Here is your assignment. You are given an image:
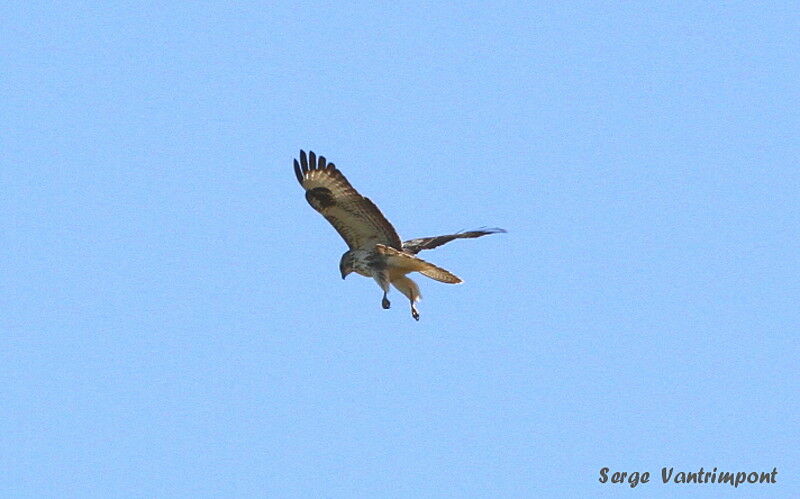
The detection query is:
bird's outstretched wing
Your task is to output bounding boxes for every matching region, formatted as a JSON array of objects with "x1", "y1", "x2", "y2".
[
  {"x1": 401, "y1": 228, "x2": 506, "y2": 255},
  {"x1": 294, "y1": 150, "x2": 402, "y2": 250}
]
